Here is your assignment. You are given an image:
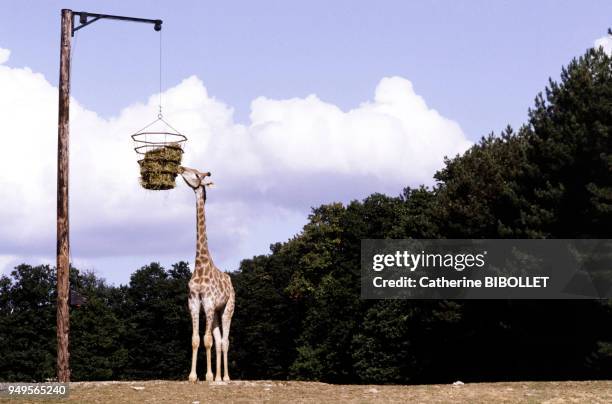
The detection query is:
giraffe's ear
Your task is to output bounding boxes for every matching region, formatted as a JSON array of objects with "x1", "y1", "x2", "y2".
[{"x1": 205, "y1": 181, "x2": 215, "y2": 188}]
